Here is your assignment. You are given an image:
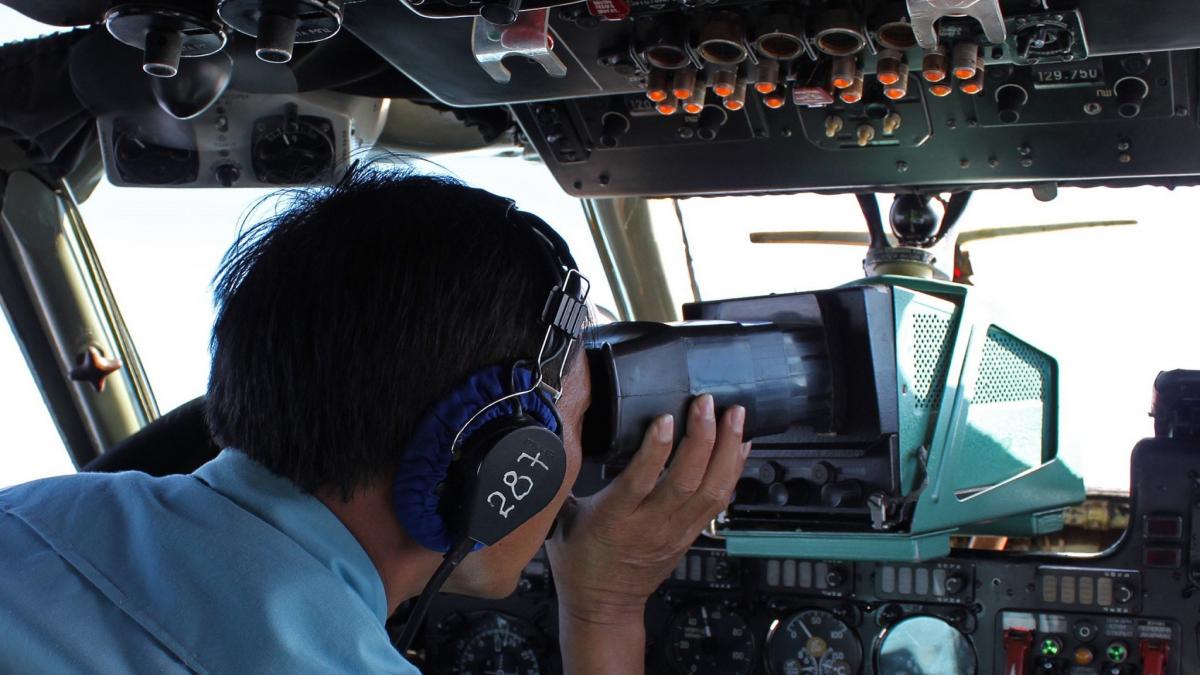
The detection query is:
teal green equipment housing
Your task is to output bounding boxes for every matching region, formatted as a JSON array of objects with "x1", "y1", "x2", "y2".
[{"x1": 702, "y1": 276, "x2": 1086, "y2": 562}]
